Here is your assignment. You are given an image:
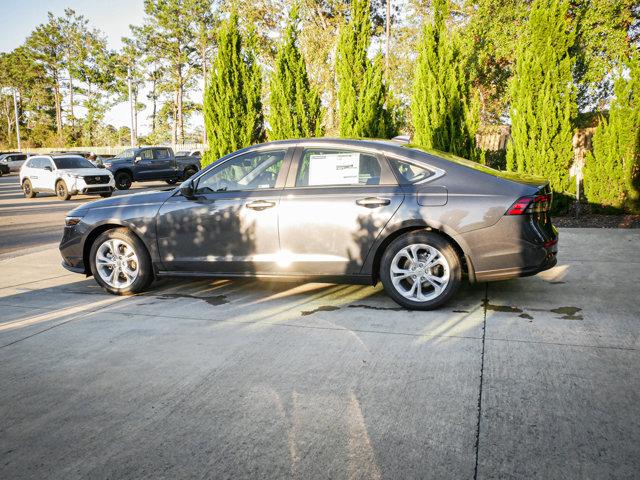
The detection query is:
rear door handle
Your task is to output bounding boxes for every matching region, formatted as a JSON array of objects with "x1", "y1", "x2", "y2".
[
  {"x1": 356, "y1": 197, "x2": 391, "y2": 208},
  {"x1": 246, "y1": 200, "x2": 276, "y2": 211}
]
